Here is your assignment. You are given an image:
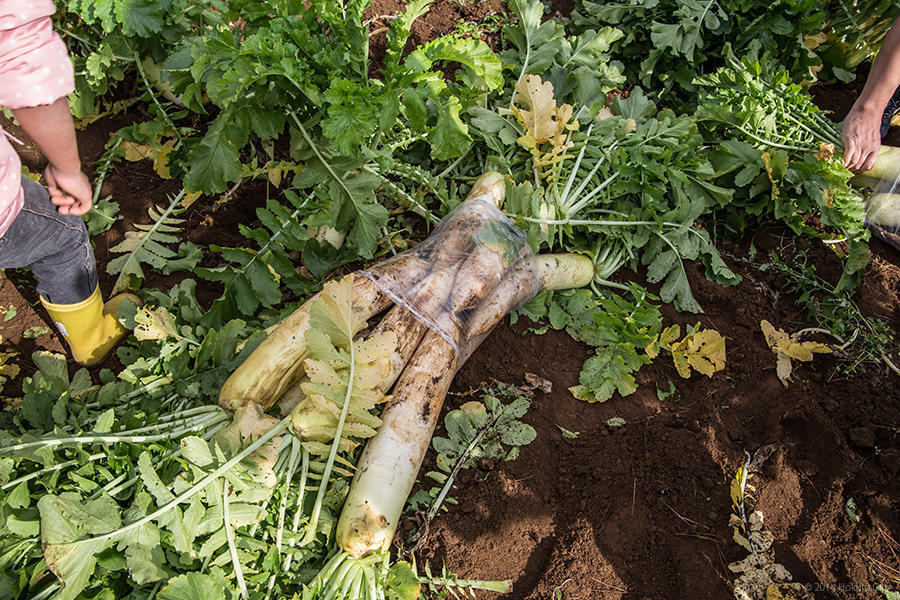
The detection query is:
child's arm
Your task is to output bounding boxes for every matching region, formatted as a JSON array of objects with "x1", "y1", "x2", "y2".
[
  {"x1": 12, "y1": 98, "x2": 91, "y2": 215},
  {"x1": 0, "y1": 2, "x2": 84, "y2": 214}
]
